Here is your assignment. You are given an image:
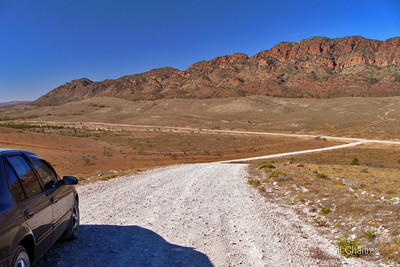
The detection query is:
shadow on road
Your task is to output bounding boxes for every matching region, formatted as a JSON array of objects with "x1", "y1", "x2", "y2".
[{"x1": 35, "y1": 224, "x2": 214, "y2": 267}]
